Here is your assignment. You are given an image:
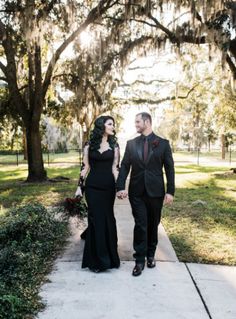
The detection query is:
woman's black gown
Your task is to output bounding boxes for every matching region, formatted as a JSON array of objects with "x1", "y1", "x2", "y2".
[{"x1": 81, "y1": 148, "x2": 120, "y2": 270}]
